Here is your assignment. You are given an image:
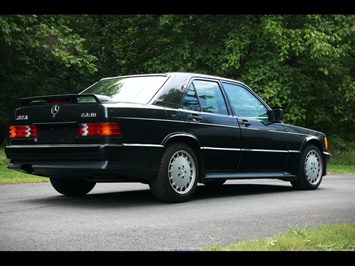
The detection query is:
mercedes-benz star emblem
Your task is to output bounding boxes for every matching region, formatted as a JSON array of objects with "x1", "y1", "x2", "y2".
[{"x1": 51, "y1": 104, "x2": 60, "y2": 118}]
